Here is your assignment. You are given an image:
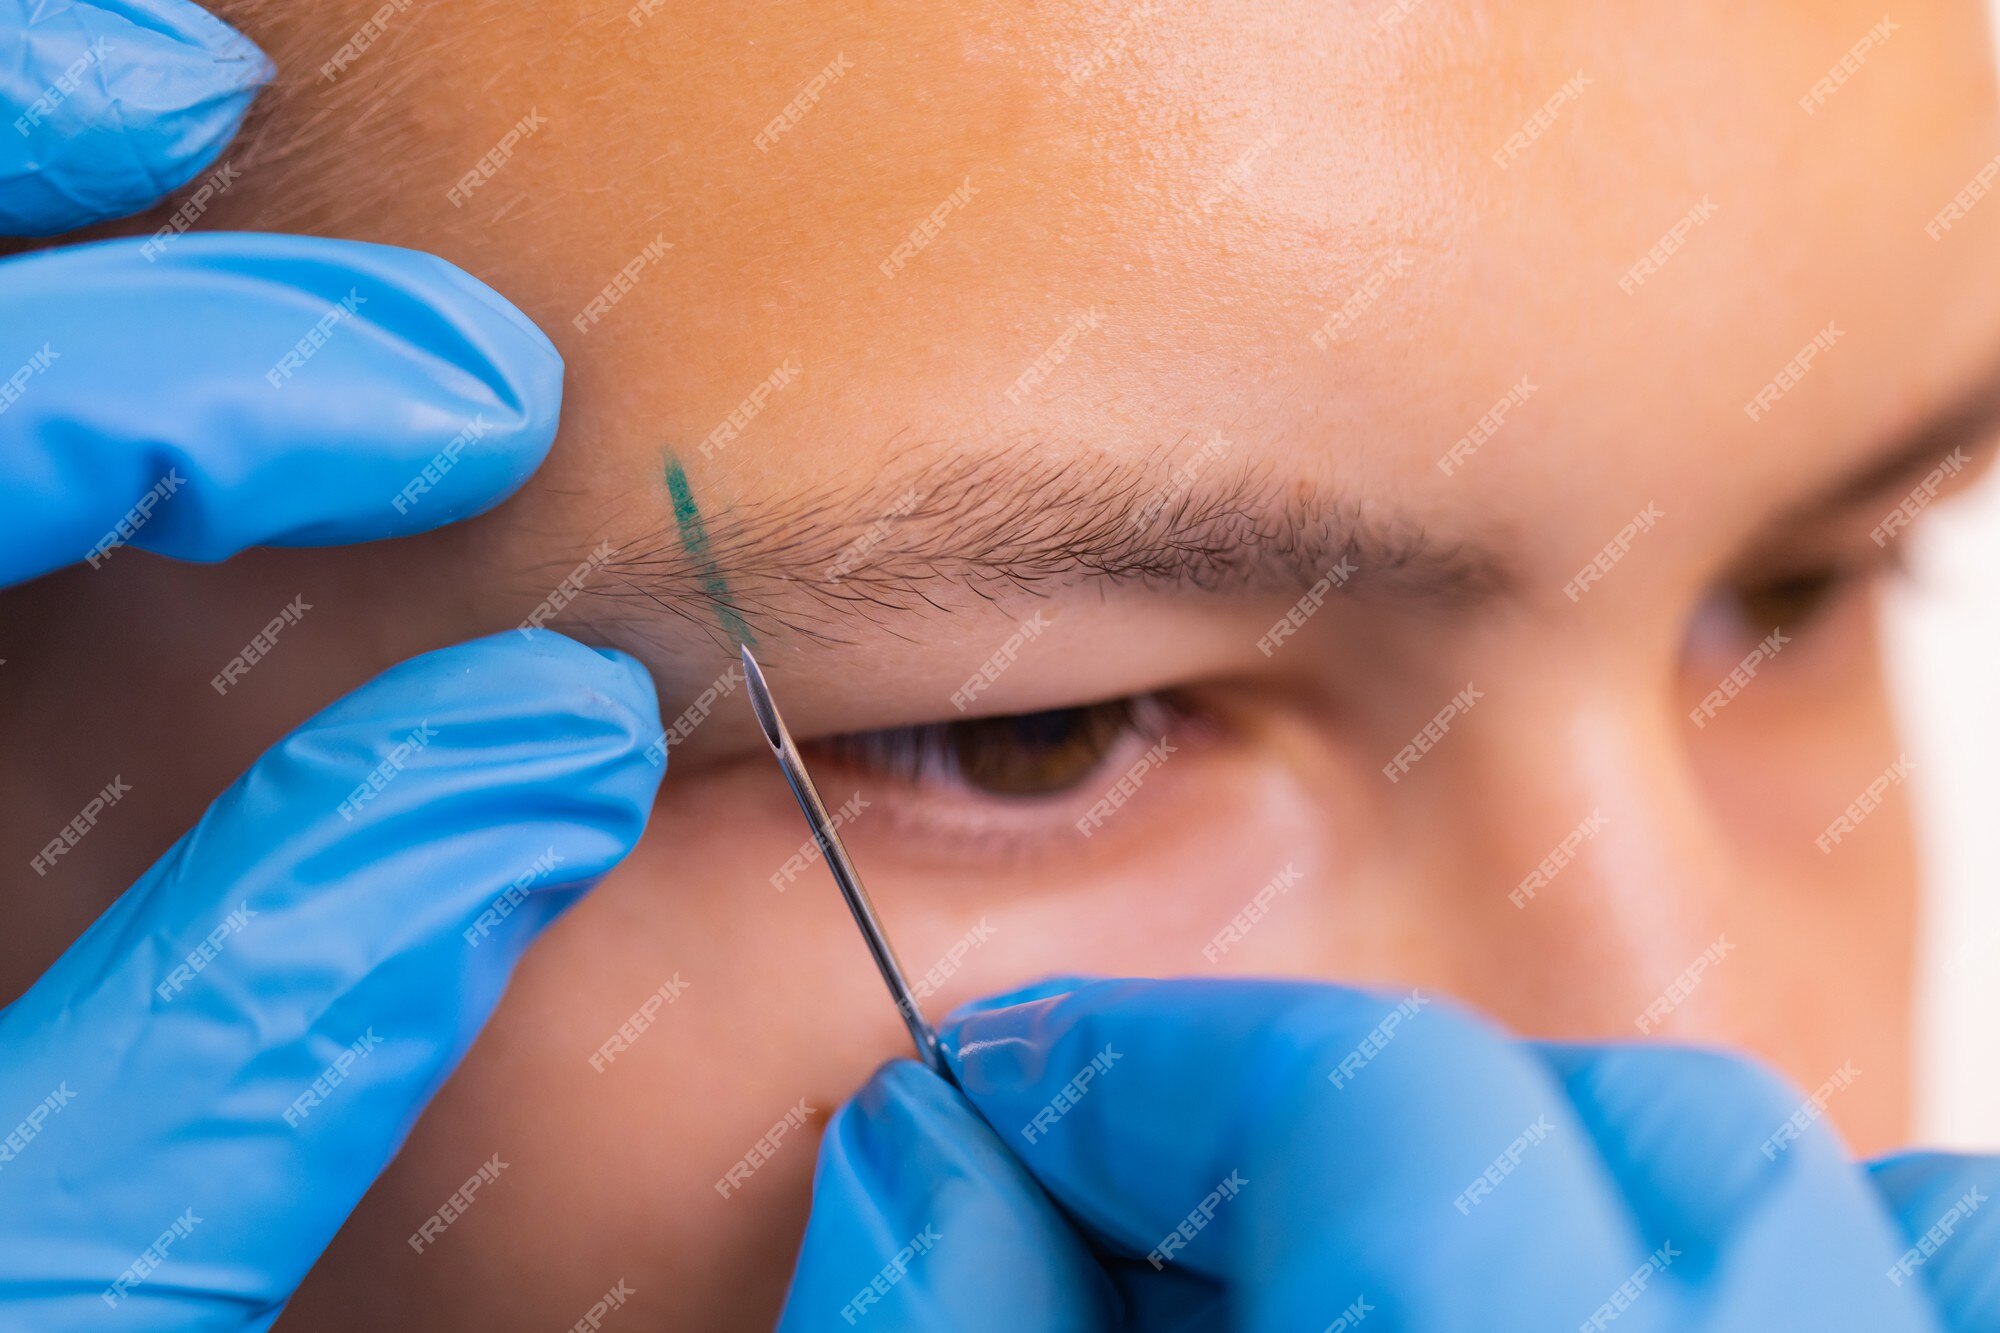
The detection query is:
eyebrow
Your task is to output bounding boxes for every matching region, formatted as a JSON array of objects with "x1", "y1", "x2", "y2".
[
  {"x1": 582, "y1": 441, "x2": 1508, "y2": 646},
  {"x1": 1806, "y1": 369, "x2": 2000, "y2": 517}
]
